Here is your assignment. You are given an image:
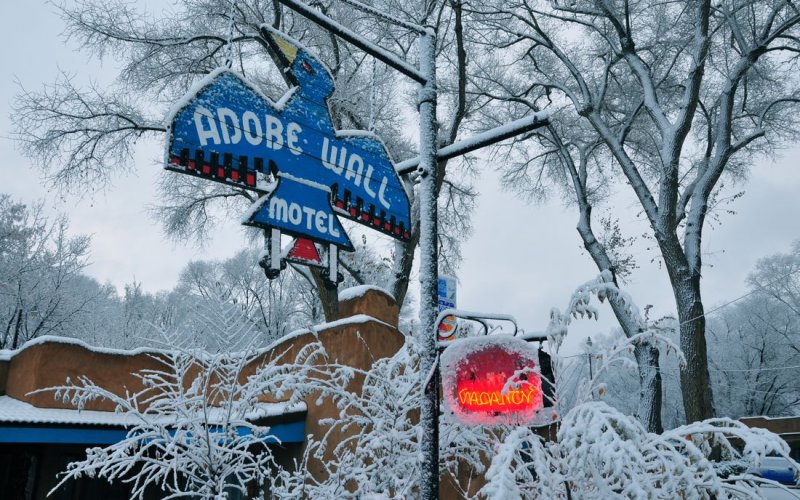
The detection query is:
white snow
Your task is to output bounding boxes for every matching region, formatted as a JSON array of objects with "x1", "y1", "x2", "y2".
[
  {"x1": 395, "y1": 112, "x2": 552, "y2": 172},
  {"x1": 303, "y1": 313, "x2": 395, "y2": 333},
  {"x1": 240, "y1": 193, "x2": 271, "y2": 223},
  {"x1": 0, "y1": 334, "x2": 170, "y2": 360},
  {"x1": 279, "y1": 171, "x2": 331, "y2": 192},
  {"x1": 0, "y1": 395, "x2": 306, "y2": 427},
  {"x1": 759, "y1": 486, "x2": 800, "y2": 499},
  {"x1": 334, "y1": 128, "x2": 401, "y2": 166},
  {"x1": 0, "y1": 314, "x2": 395, "y2": 367},
  {"x1": 337, "y1": 284, "x2": 391, "y2": 301},
  {"x1": 163, "y1": 66, "x2": 231, "y2": 126}
]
